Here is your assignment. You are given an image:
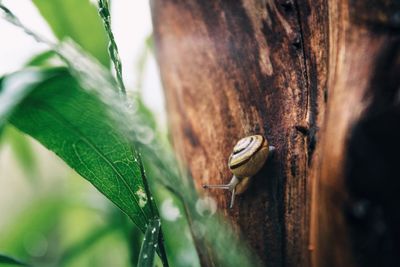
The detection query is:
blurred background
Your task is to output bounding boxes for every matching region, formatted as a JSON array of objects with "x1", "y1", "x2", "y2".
[{"x1": 0, "y1": 1, "x2": 199, "y2": 266}]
